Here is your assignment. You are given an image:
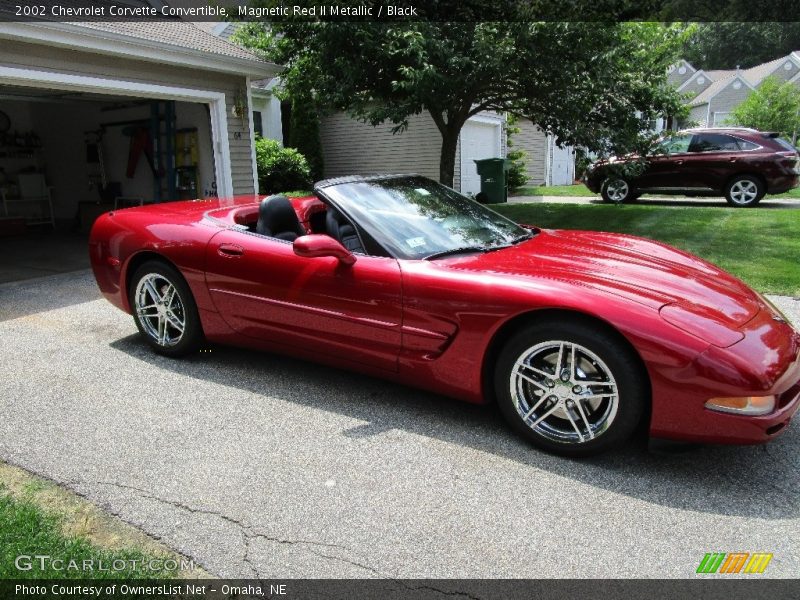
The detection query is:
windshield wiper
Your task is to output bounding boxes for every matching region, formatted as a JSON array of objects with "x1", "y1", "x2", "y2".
[
  {"x1": 481, "y1": 233, "x2": 536, "y2": 252},
  {"x1": 424, "y1": 246, "x2": 488, "y2": 260}
]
